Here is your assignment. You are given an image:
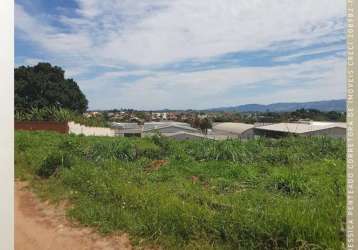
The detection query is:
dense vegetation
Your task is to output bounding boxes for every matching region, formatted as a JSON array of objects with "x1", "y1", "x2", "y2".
[
  {"x1": 213, "y1": 109, "x2": 346, "y2": 123},
  {"x1": 15, "y1": 131, "x2": 346, "y2": 249},
  {"x1": 15, "y1": 107, "x2": 109, "y2": 127},
  {"x1": 15, "y1": 63, "x2": 88, "y2": 113}
]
